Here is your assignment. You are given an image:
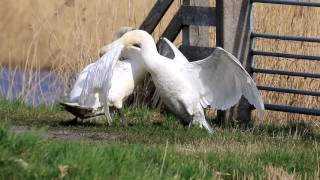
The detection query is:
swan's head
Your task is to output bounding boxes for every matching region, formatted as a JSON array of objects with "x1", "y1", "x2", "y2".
[
  {"x1": 112, "y1": 27, "x2": 136, "y2": 41},
  {"x1": 100, "y1": 30, "x2": 155, "y2": 59},
  {"x1": 119, "y1": 30, "x2": 154, "y2": 50},
  {"x1": 99, "y1": 27, "x2": 136, "y2": 57}
]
